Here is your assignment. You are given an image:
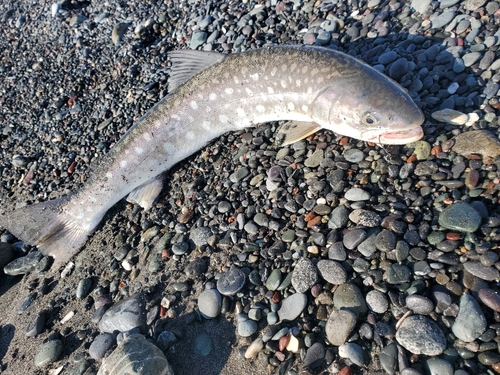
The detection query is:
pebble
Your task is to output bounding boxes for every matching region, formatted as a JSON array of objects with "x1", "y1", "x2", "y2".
[
  {"x1": 378, "y1": 342, "x2": 398, "y2": 375},
  {"x1": 405, "y1": 295, "x2": 434, "y2": 315},
  {"x1": 438, "y1": 202, "x2": 481, "y2": 233},
  {"x1": 333, "y1": 283, "x2": 367, "y2": 317},
  {"x1": 34, "y1": 339, "x2": 63, "y2": 367},
  {"x1": 316, "y1": 260, "x2": 347, "y2": 285},
  {"x1": 478, "y1": 288, "x2": 500, "y2": 312},
  {"x1": 198, "y1": 289, "x2": 222, "y2": 319},
  {"x1": 325, "y1": 308, "x2": 357, "y2": 346},
  {"x1": 291, "y1": 258, "x2": 318, "y2": 293},
  {"x1": 452, "y1": 130, "x2": 500, "y2": 159},
  {"x1": 463, "y1": 261, "x2": 499, "y2": 281},
  {"x1": 425, "y1": 358, "x2": 454, "y2": 375},
  {"x1": 25, "y1": 312, "x2": 46, "y2": 337},
  {"x1": 98, "y1": 293, "x2": 147, "y2": 334},
  {"x1": 344, "y1": 188, "x2": 371, "y2": 201},
  {"x1": 365, "y1": 290, "x2": 389, "y2": 313},
  {"x1": 452, "y1": 293, "x2": 487, "y2": 342},
  {"x1": 396, "y1": 315, "x2": 447, "y2": 355},
  {"x1": 97, "y1": 334, "x2": 173, "y2": 375},
  {"x1": 217, "y1": 268, "x2": 246, "y2": 296},
  {"x1": 303, "y1": 342, "x2": 325, "y2": 371},
  {"x1": 76, "y1": 278, "x2": 92, "y2": 299},
  {"x1": 4, "y1": 251, "x2": 42, "y2": 276},
  {"x1": 338, "y1": 343, "x2": 365, "y2": 367},
  {"x1": 238, "y1": 318, "x2": 258, "y2": 337},
  {"x1": 89, "y1": 333, "x2": 116, "y2": 360},
  {"x1": 190, "y1": 227, "x2": 212, "y2": 246},
  {"x1": 278, "y1": 293, "x2": 307, "y2": 321},
  {"x1": 245, "y1": 338, "x2": 264, "y2": 359}
]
